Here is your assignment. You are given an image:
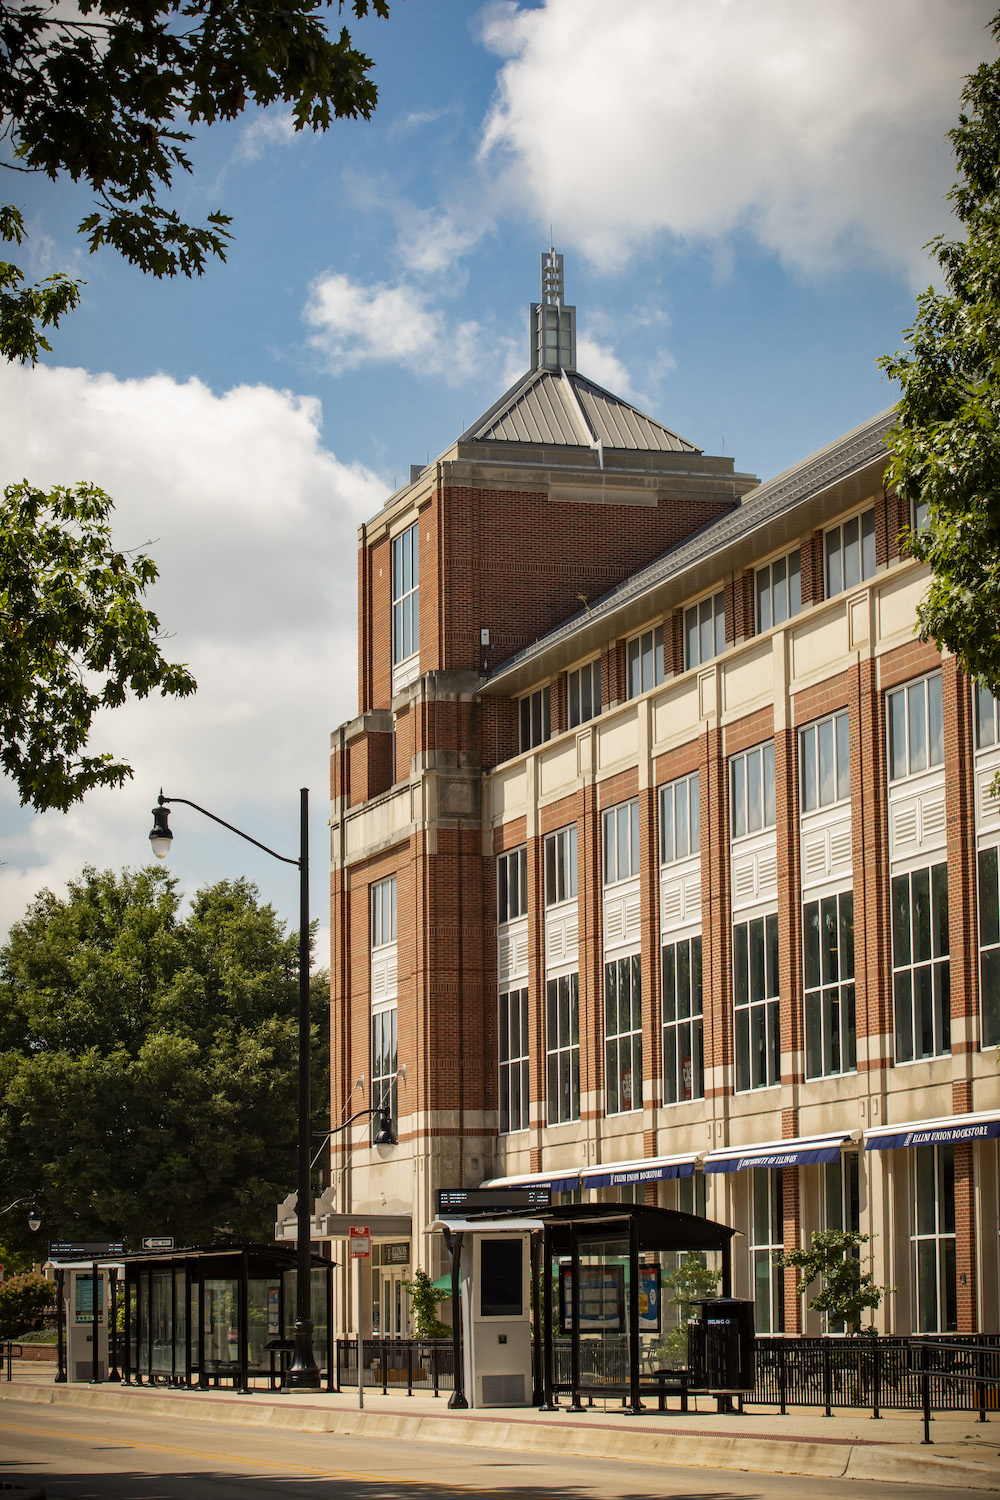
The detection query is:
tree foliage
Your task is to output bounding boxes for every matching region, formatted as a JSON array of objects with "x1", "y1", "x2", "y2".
[
  {"x1": 880, "y1": 11, "x2": 1000, "y2": 692},
  {"x1": 0, "y1": 864, "x2": 329, "y2": 1252},
  {"x1": 402, "y1": 1268, "x2": 451, "y2": 1339},
  {"x1": 0, "y1": 480, "x2": 196, "y2": 812},
  {"x1": 1, "y1": 0, "x2": 391, "y2": 358},
  {"x1": 775, "y1": 1230, "x2": 887, "y2": 1335},
  {"x1": 0, "y1": 1271, "x2": 55, "y2": 1338},
  {"x1": 654, "y1": 1251, "x2": 721, "y2": 1368}
]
